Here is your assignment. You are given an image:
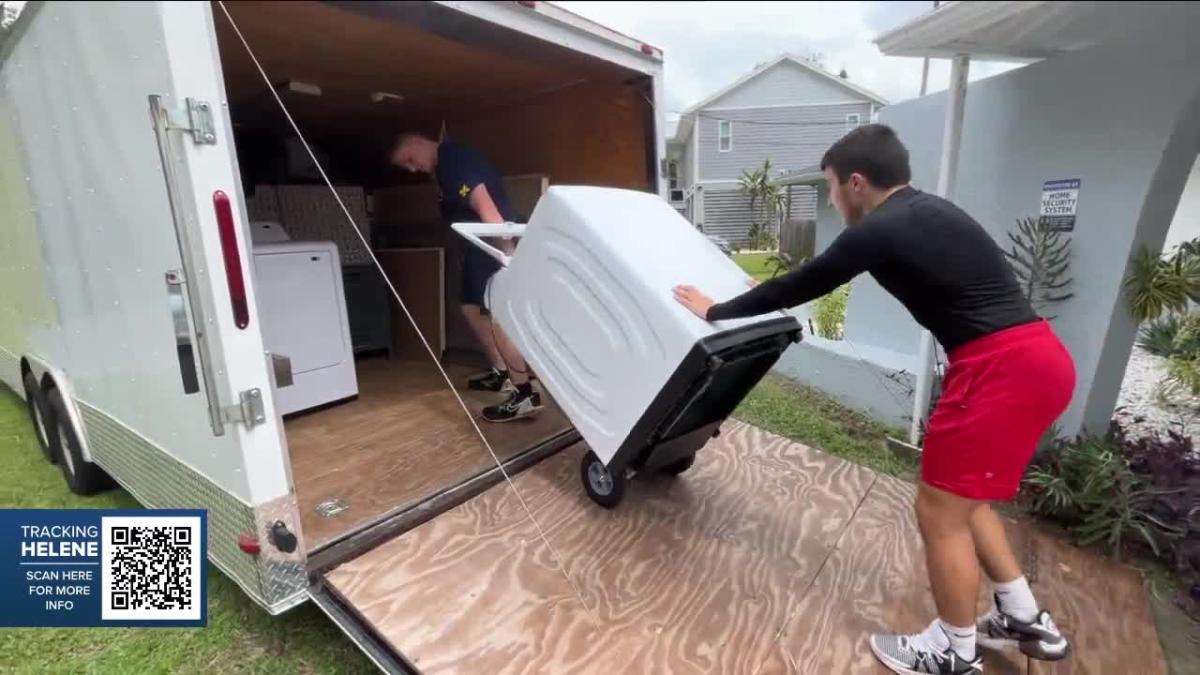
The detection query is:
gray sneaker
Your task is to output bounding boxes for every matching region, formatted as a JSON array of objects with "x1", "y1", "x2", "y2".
[
  {"x1": 467, "y1": 369, "x2": 515, "y2": 394},
  {"x1": 976, "y1": 594, "x2": 1071, "y2": 661},
  {"x1": 869, "y1": 632, "x2": 983, "y2": 675},
  {"x1": 482, "y1": 389, "x2": 542, "y2": 423}
]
